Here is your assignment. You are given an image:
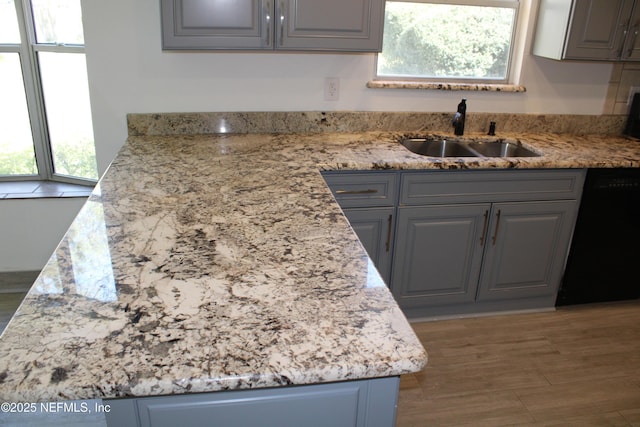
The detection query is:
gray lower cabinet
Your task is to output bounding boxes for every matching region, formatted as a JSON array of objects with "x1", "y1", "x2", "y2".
[
  {"x1": 342, "y1": 207, "x2": 394, "y2": 283},
  {"x1": 392, "y1": 169, "x2": 585, "y2": 318},
  {"x1": 476, "y1": 201, "x2": 578, "y2": 302},
  {"x1": 161, "y1": 0, "x2": 385, "y2": 51},
  {"x1": 104, "y1": 377, "x2": 399, "y2": 427},
  {"x1": 323, "y1": 169, "x2": 585, "y2": 318},
  {"x1": 322, "y1": 171, "x2": 398, "y2": 286},
  {"x1": 392, "y1": 204, "x2": 488, "y2": 308}
]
